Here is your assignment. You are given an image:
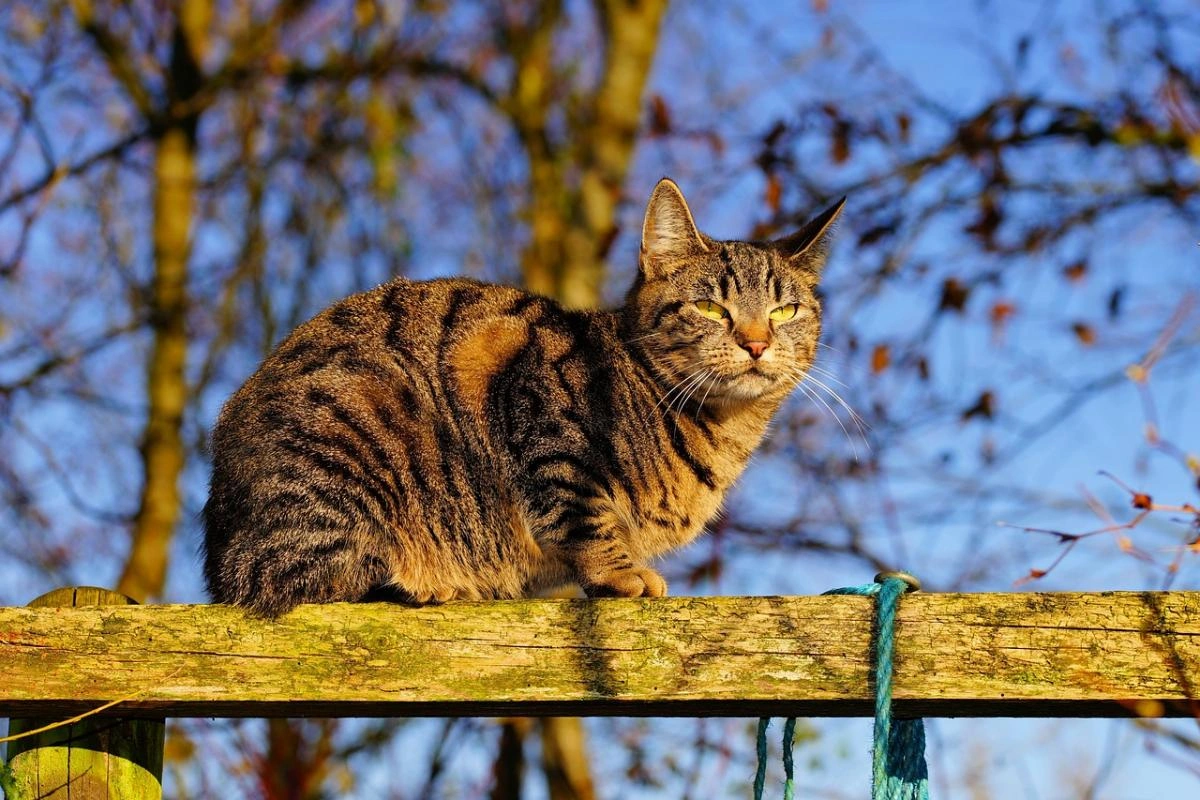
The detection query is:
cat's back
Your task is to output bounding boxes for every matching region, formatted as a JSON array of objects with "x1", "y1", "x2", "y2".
[
  {"x1": 214, "y1": 277, "x2": 545, "y2": 422},
  {"x1": 247, "y1": 277, "x2": 528, "y2": 382}
]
